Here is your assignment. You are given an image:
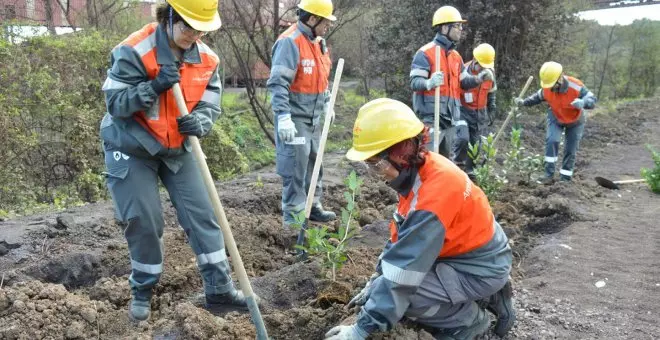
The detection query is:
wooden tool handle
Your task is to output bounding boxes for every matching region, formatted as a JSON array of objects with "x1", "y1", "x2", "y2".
[{"x1": 303, "y1": 58, "x2": 345, "y2": 218}]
